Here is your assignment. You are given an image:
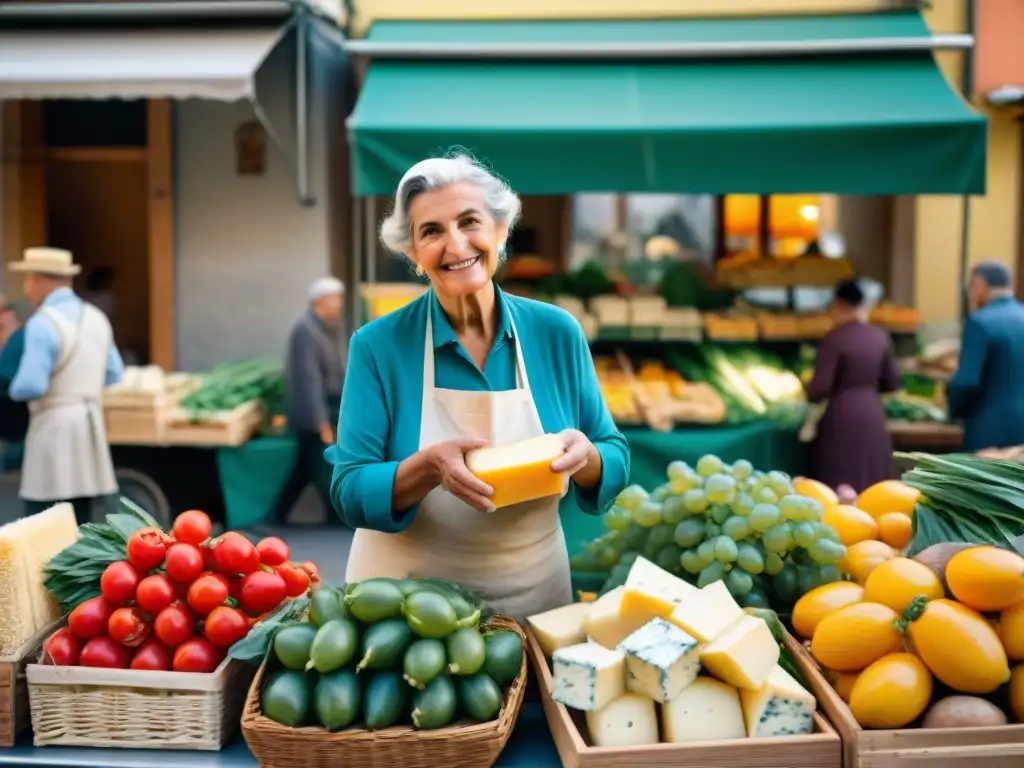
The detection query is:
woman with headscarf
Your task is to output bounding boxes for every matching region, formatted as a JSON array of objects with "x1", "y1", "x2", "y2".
[
  {"x1": 807, "y1": 279, "x2": 901, "y2": 493},
  {"x1": 327, "y1": 154, "x2": 629, "y2": 620}
]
